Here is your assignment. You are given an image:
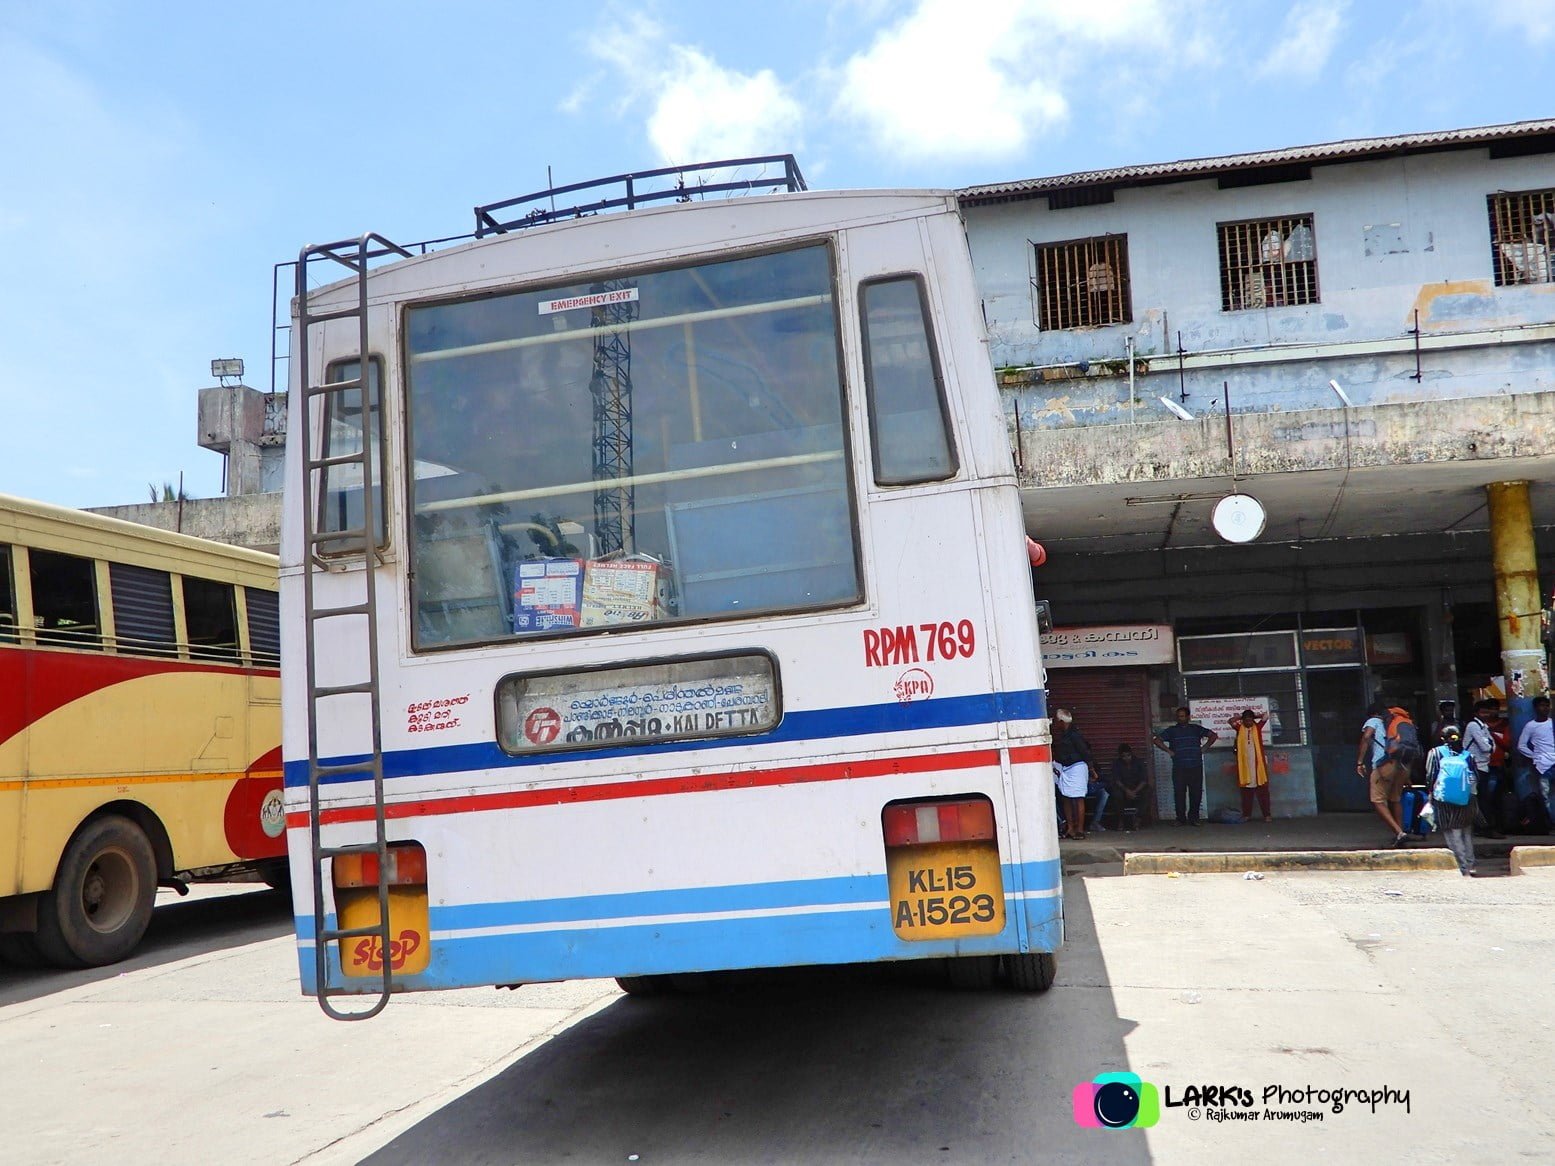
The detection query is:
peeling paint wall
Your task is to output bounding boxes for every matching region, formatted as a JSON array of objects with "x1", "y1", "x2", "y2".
[
  {"x1": 966, "y1": 148, "x2": 1555, "y2": 426},
  {"x1": 1014, "y1": 391, "x2": 1555, "y2": 488}
]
